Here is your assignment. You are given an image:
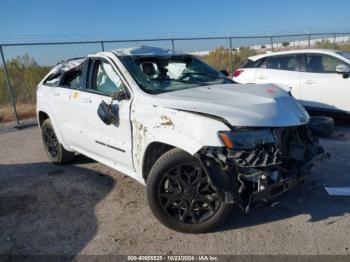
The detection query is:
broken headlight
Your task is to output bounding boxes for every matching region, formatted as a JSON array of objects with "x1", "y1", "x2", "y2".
[{"x1": 218, "y1": 129, "x2": 276, "y2": 150}]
